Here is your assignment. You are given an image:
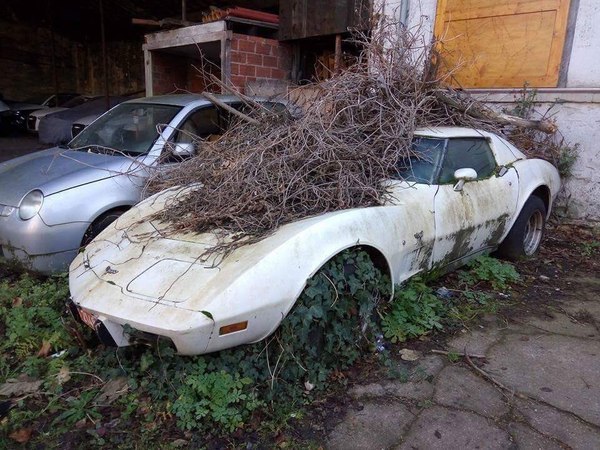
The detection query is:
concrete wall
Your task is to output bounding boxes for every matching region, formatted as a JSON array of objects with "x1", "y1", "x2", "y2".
[
  {"x1": 475, "y1": 90, "x2": 600, "y2": 220},
  {"x1": 0, "y1": 20, "x2": 144, "y2": 101},
  {"x1": 566, "y1": 1, "x2": 600, "y2": 87}
]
